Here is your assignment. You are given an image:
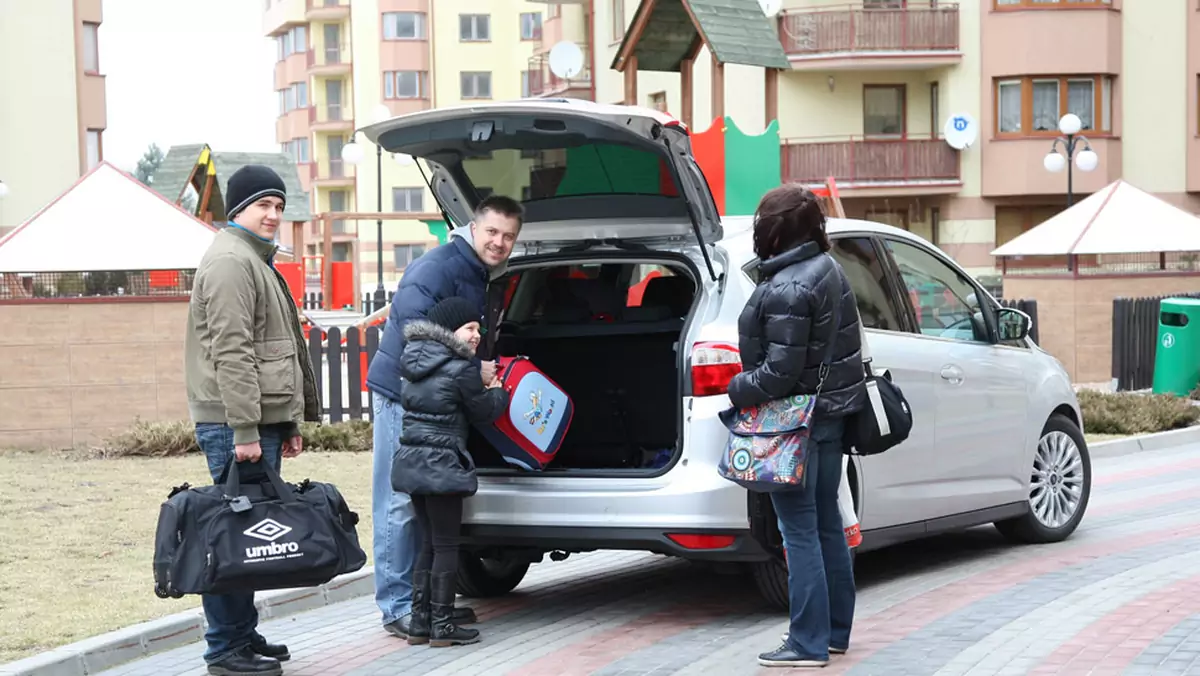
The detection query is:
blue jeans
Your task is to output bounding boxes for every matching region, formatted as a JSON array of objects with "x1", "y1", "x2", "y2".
[
  {"x1": 770, "y1": 418, "x2": 857, "y2": 660},
  {"x1": 194, "y1": 422, "x2": 288, "y2": 665},
  {"x1": 372, "y1": 394, "x2": 417, "y2": 625}
]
